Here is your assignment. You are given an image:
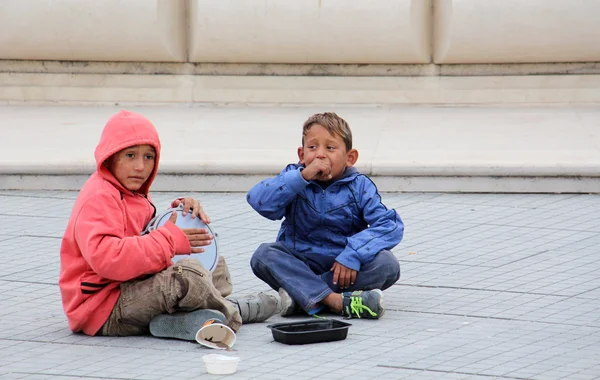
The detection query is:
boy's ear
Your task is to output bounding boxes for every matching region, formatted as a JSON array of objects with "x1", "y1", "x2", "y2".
[
  {"x1": 345, "y1": 149, "x2": 359, "y2": 167},
  {"x1": 297, "y1": 146, "x2": 305, "y2": 165}
]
